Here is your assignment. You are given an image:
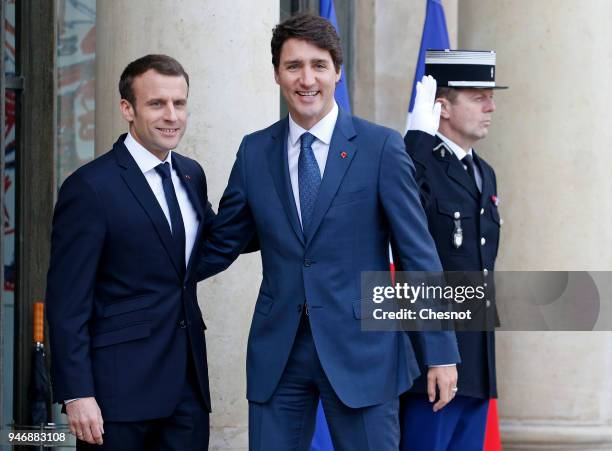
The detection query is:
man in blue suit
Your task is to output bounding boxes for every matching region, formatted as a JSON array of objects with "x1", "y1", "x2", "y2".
[
  {"x1": 401, "y1": 50, "x2": 506, "y2": 451},
  {"x1": 198, "y1": 14, "x2": 460, "y2": 451},
  {"x1": 47, "y1": 55, "x2": 213, "y2": 450}
]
